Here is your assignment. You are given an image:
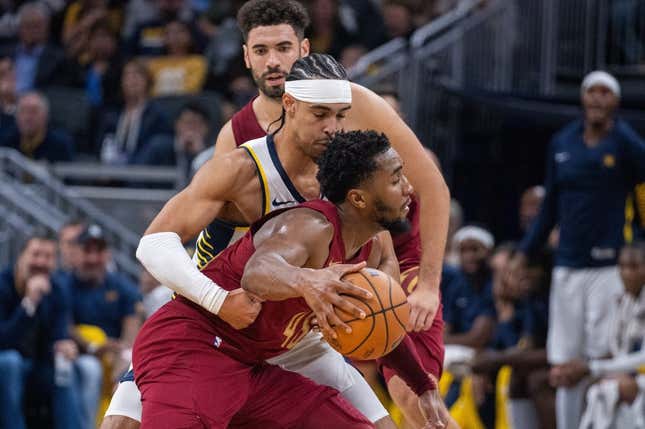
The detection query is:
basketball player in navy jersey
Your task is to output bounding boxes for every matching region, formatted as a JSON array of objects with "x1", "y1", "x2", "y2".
[{"x1": 132, "y1": 130, "x2": 444, "y2": 429}]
